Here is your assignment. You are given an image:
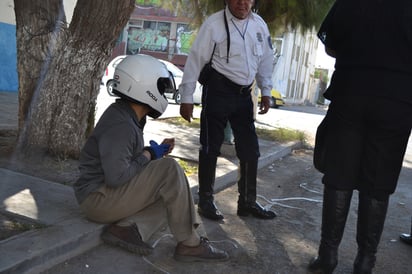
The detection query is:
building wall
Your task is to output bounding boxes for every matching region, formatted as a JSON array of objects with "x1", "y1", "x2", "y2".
[
  {"x1": 114, "y1": 4, "x2": 193, "y2": 69},
  {"x1": 0, "y1": 0, "x2": 76, "y2": 92},
  {"x1": 2, "y1": 1, "x2": 323, "y2": 105},
  {"x1": 0, "y1": 1, "x2": 17, "y2": 92},
  {"x1": 272, "y1": 29, "x2": 319, "y2": 105},
  {"x1": 0, "y1": 22, "x2": 17, "y2": 92}
]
